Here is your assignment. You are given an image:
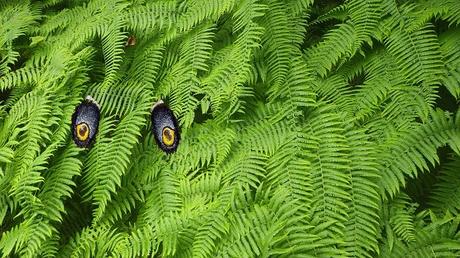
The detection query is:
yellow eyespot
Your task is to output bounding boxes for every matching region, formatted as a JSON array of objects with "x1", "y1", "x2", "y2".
[
  {"x1": 76, "y1": 123, "x2": 90, "y2": 142},
  {"x1": 162, "y1": 127, "x2": 175, "y2": 146}
]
